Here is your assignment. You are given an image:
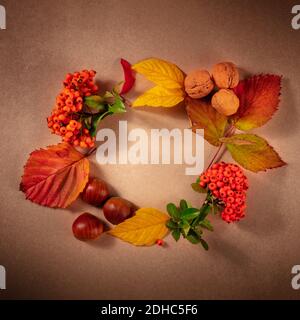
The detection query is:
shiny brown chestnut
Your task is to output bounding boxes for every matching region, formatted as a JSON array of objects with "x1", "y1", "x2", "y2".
[
  {"x1": 103, "y1": 197, "x2": 135, "y2": 225},
  {"x1": 81, "y1": 177, "x2": 110, "y2": 207},
  {"x1": 72, "y1": 212, "x2": 104, "y2": 240}
]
